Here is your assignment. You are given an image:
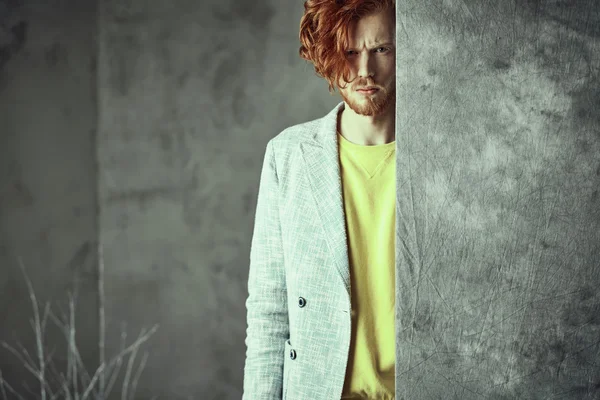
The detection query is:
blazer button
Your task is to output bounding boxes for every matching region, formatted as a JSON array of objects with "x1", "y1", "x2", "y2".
[
  {"x1": 290, "y1": 349, "x2": 297, "y2": 360},
  {"x1": 298, "y1": 297, "x2": 306, "y2": 307}
]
